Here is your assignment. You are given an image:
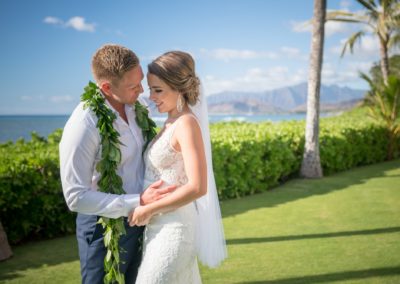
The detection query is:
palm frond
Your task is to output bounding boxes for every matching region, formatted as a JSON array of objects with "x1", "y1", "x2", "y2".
[
  {"x1": 393, "y1": 124, "x2": 400, "y2": 136},
  {"x1": 359, "y1": 72, "x2": 375, "y2": 88},
  {"x1": 360, "y1": 72, "x2": 379, "y2": 102},
  {"x1": 326, "y1": 10, "x2": 358, "y2": 18},
  {"x1": 393, "y1": 3, "x2": 400, "y2": 17},
  {"x1": 341, "y1": 31, "x2": 365, "y2": 57},
  {"x1": 381, "y1": 0, "x2": 399, "y2": 17},
  {"x1": 385, "y1": 14, "x2": 400, "y2": 27},
  {"x1": 381, "y1": 0, "x2": 390, "y2": 13},
  {"x1": 388, "y1": 33, "x2": 400, "y2": 48},
  {"x1": 326, "y1": 10, "x2": 369, "y2": 23},
  {"x1": 386, "y1": 75, "x2": 400, "y2": 118},
  {"x1": 357, "y1": 0, "x2": 378, "y2": 12}
]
